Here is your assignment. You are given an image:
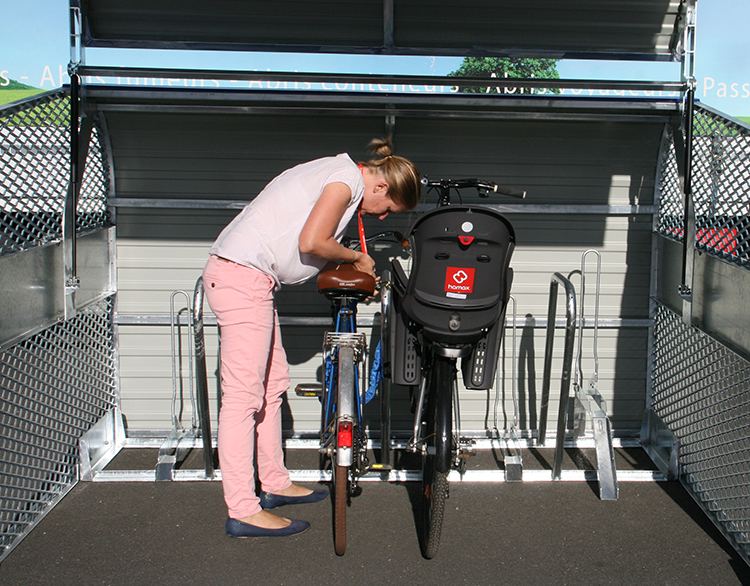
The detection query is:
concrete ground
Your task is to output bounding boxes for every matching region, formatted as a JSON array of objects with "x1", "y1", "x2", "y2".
[{"x1": 1, "y1": 447, "x2": 749, "y2": 586}]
